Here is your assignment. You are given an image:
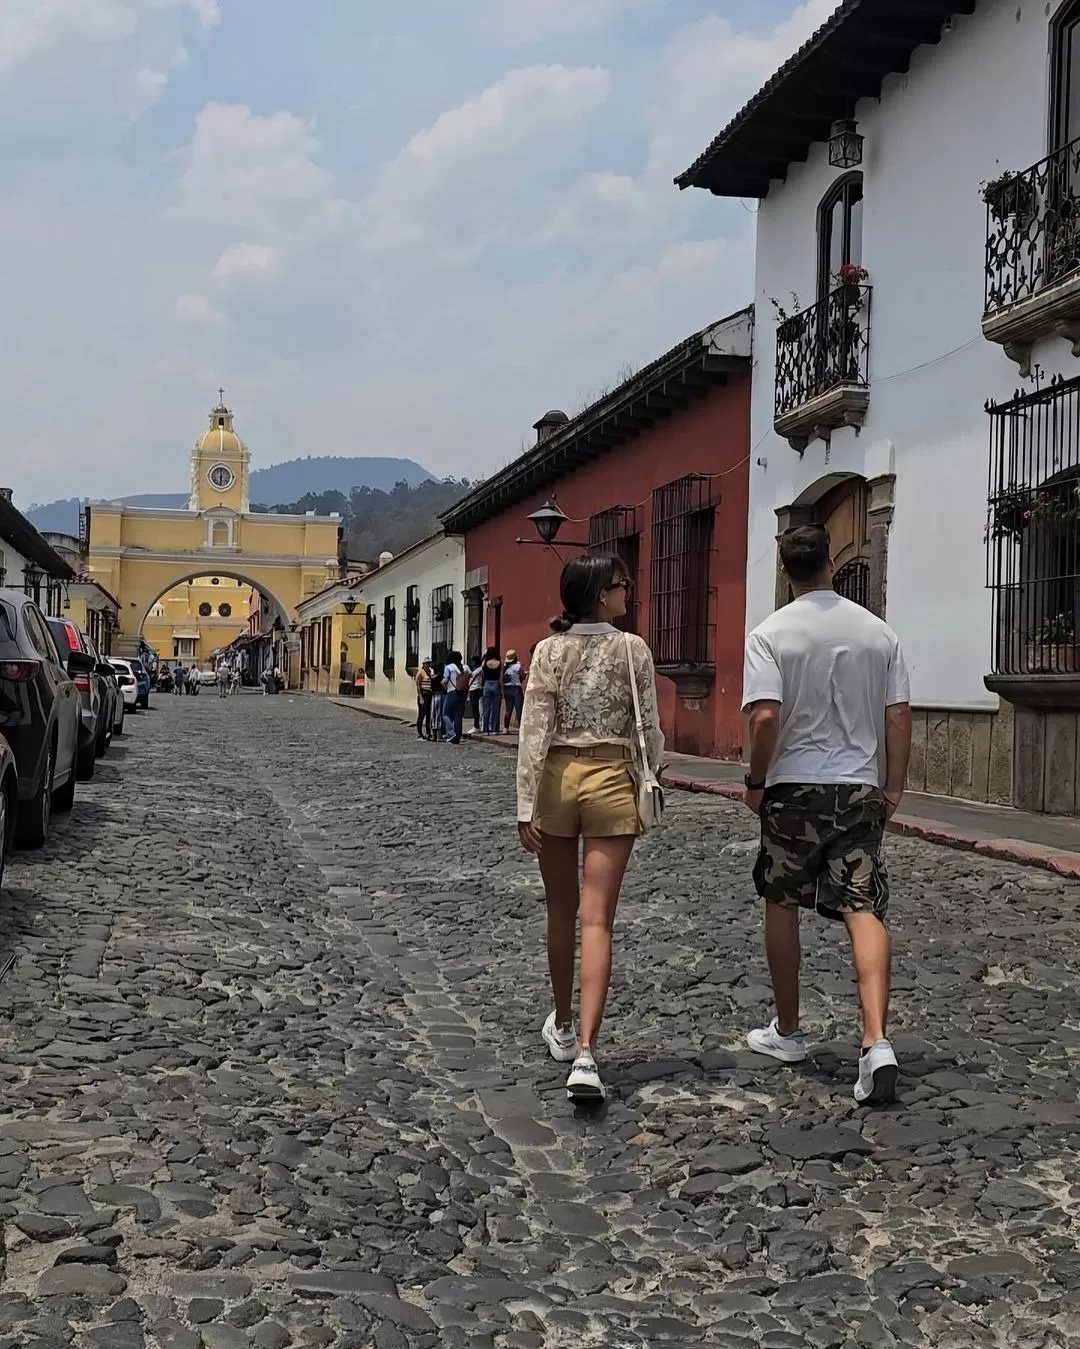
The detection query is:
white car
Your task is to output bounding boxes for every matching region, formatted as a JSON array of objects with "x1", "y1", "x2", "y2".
[
  {"x1": 108, "y1": 658, "x2": 141, "y2": 710},
  {"x1": 198, "y1": 668, "x2": 218, "y2": 686}
]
